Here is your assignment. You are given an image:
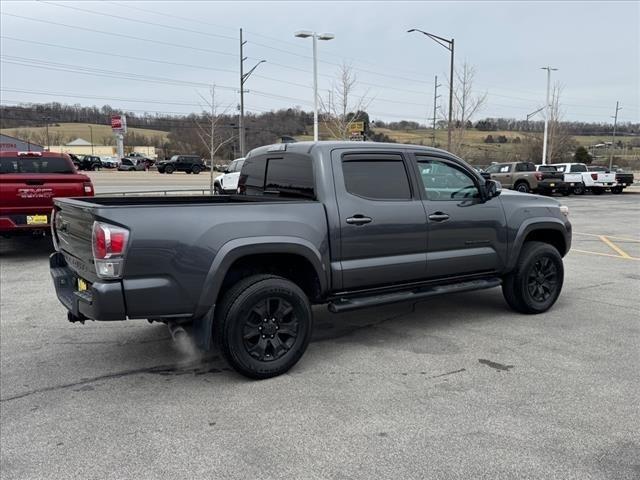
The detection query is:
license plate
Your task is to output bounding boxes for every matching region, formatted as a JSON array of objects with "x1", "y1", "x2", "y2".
[
  {"x1": 77, "y1": 278, "x2": 89, "y2": 292},
  {"x1": 550, "y1": 183, "x2": 555, "y2": 187},
  {"x1": 26, "y1": 214, "x2": 48, "y2": 225}
]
